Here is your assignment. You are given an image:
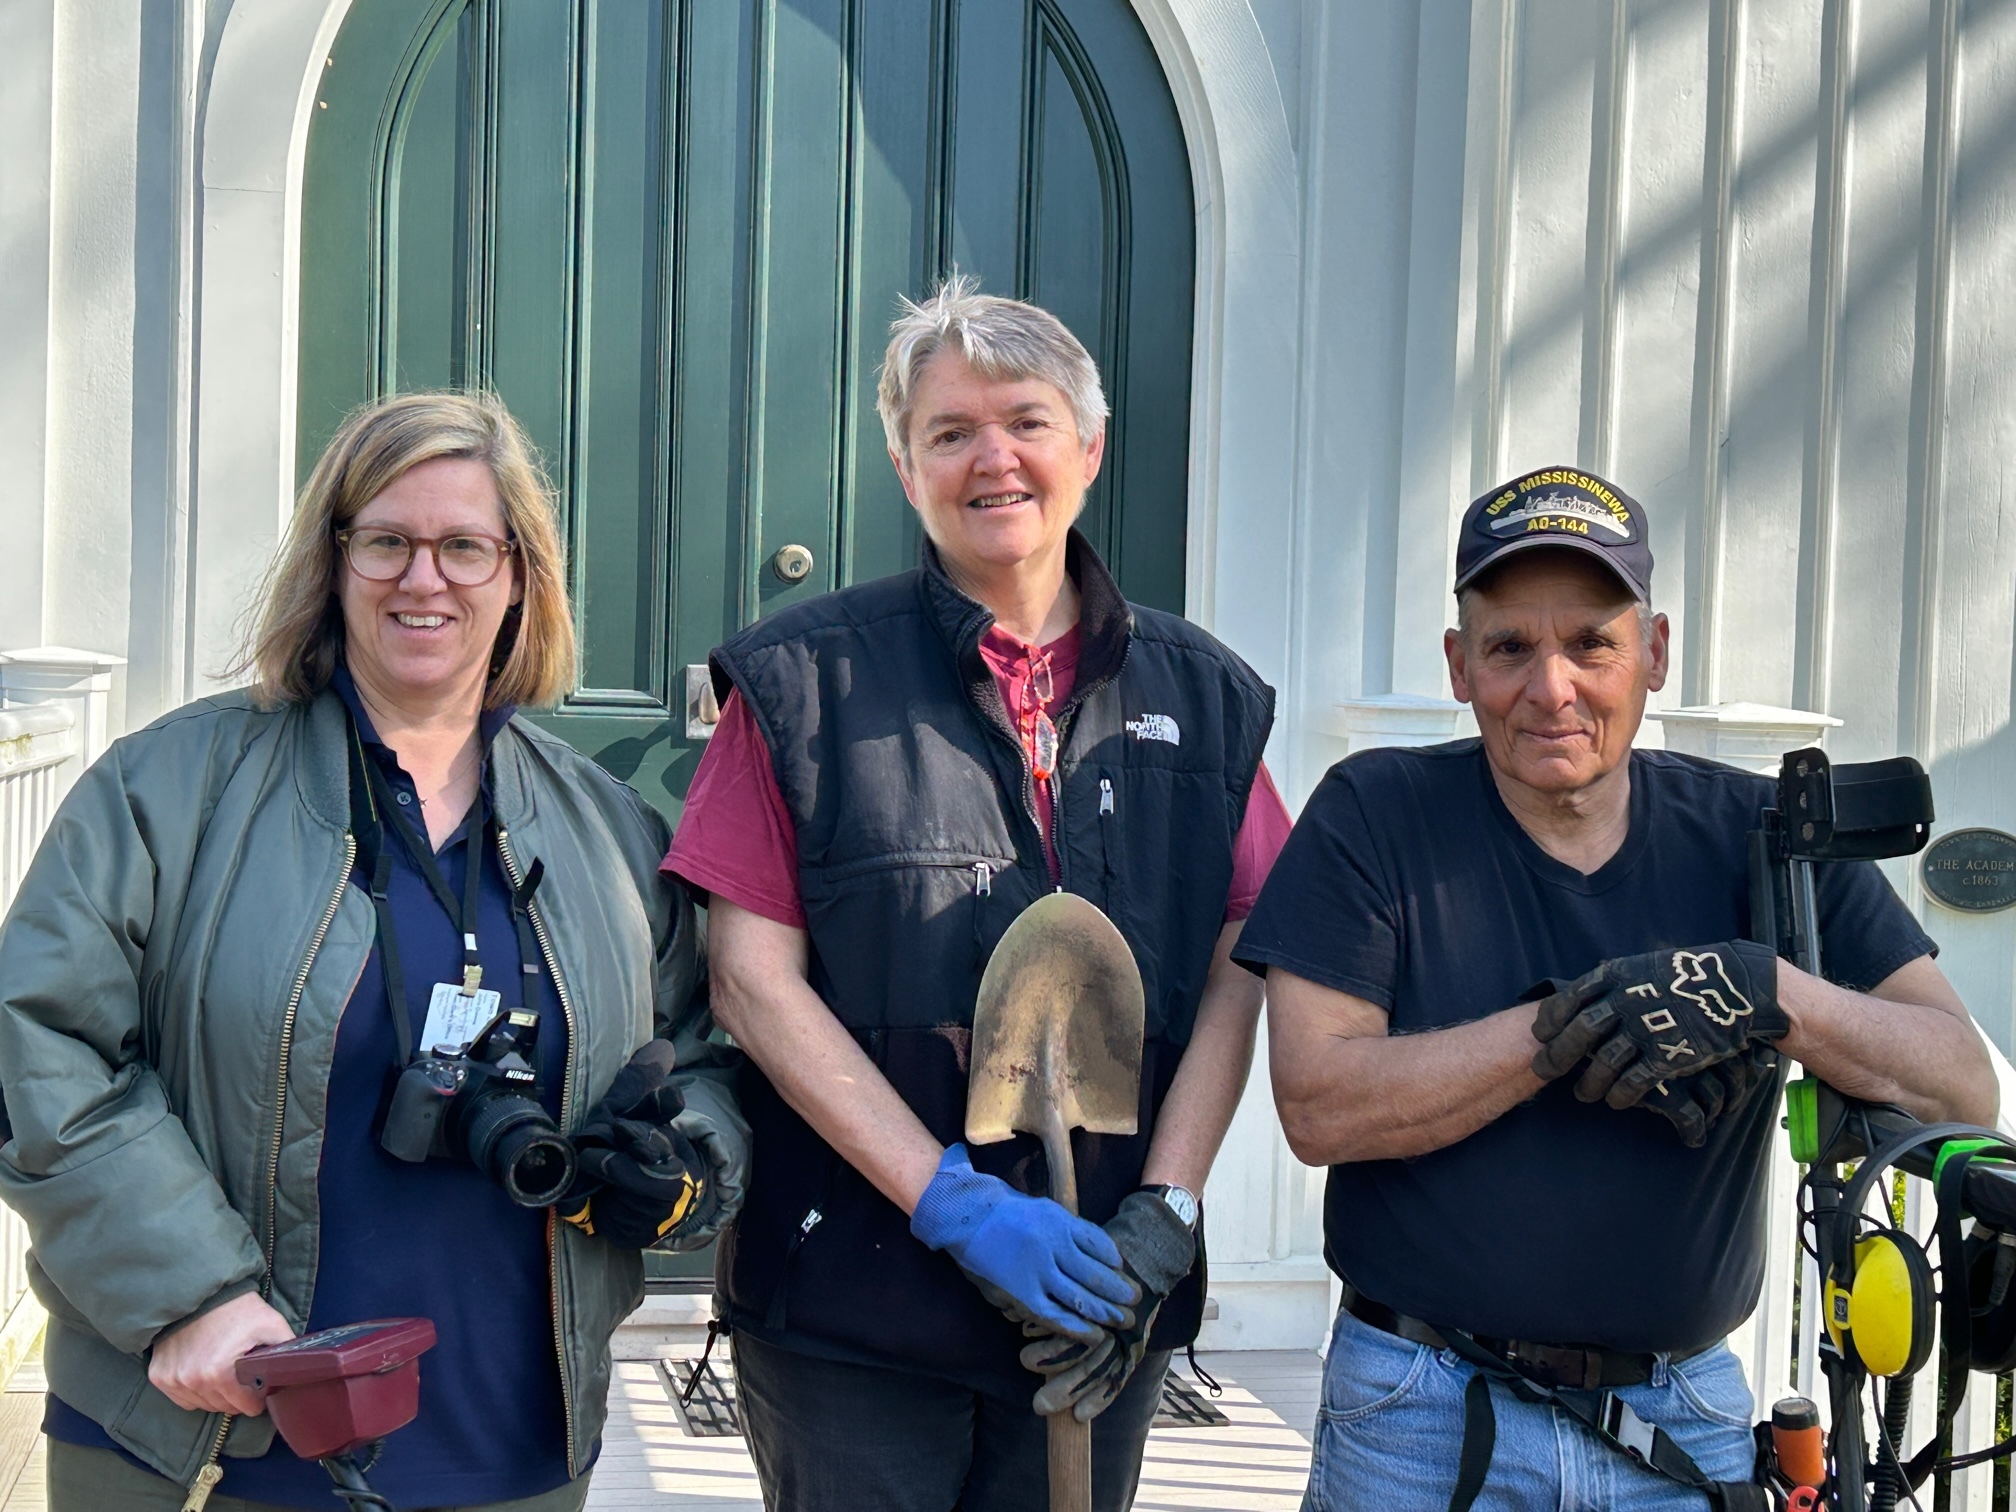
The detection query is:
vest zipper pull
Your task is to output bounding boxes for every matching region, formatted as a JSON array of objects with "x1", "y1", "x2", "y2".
[
  {"x1": 973, "y1": 862, "x2": 992, "y2": 897},
  {"x1": 800, "y1": 1207, "x2": 824, "y2": 1238},
  {"x1": 1099, "y1": 778, "x2": 1114, "y2": 816}
]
